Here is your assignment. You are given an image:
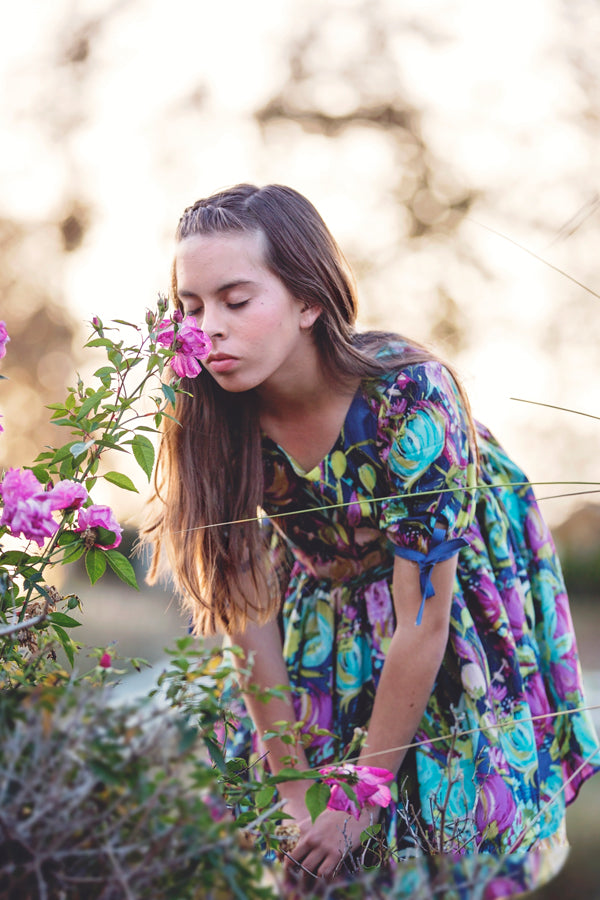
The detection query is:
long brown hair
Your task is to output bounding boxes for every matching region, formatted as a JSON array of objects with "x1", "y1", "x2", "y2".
[{"x1": 142, "y1": 184, "x2": 474, "y2": 634}]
